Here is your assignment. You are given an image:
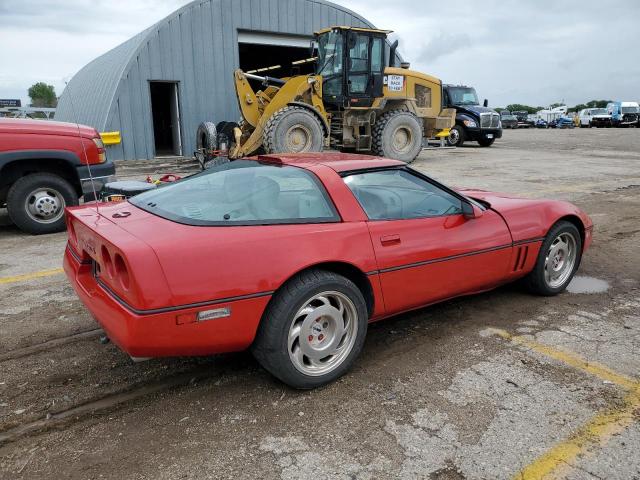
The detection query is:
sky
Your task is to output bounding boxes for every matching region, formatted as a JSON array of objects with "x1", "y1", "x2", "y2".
[{"x1": 1, "y1": 0, "x2": 639, "y2": 108}]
